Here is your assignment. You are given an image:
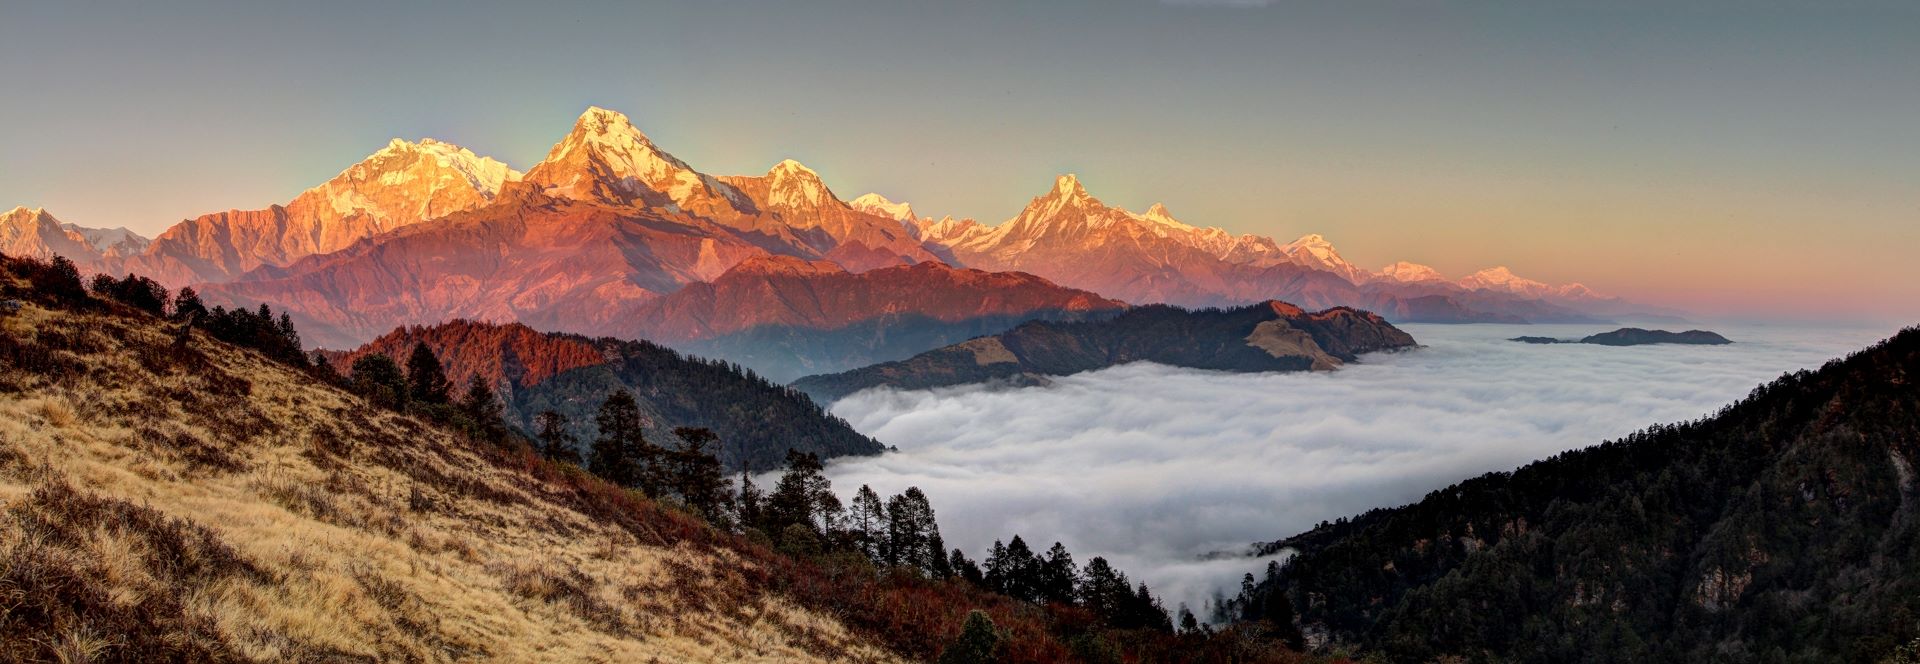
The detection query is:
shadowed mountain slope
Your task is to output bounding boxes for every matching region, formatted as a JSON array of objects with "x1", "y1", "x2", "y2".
[{"x1": 1241, "y1": 325, "x2": 1920, "y2": 662}]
